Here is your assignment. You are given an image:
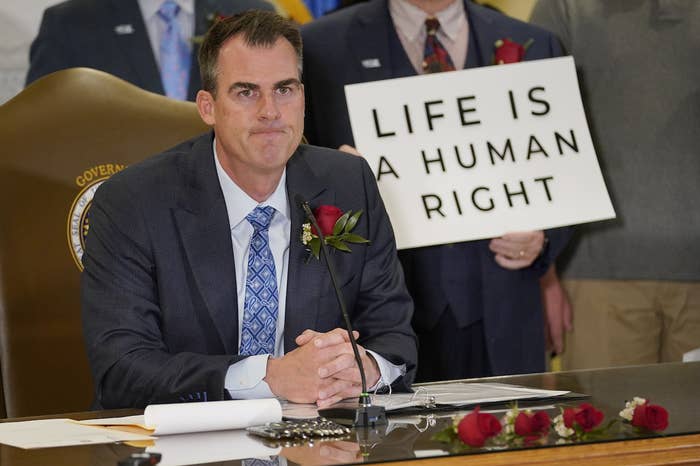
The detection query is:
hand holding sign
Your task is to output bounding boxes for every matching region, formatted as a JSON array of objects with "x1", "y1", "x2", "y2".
[{"x1": 489, "y1": 230, "x2": 545, "y2": 270}]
